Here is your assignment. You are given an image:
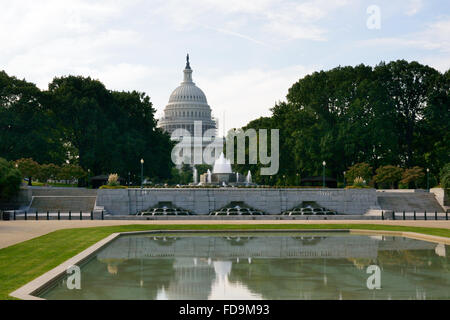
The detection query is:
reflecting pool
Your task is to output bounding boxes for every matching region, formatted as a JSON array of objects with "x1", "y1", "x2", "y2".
[{"x1": 40, "y1": 232, "x2": 449, "y2": 300}]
